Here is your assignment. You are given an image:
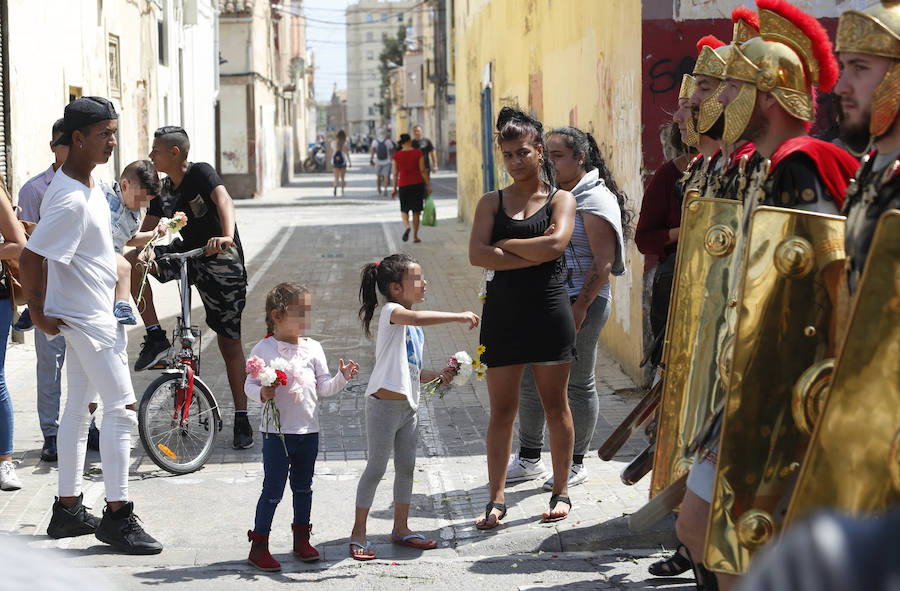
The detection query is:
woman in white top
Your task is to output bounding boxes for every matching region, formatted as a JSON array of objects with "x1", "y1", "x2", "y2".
[{"x1": 349, "y1": 253, "x2": 479, "y2": 560}]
